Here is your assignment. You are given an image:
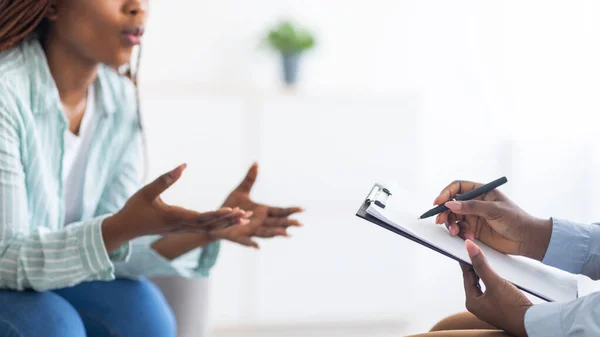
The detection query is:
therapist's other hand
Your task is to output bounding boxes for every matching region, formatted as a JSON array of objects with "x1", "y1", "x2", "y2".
[
  {"x1": 107, "y1": 164, "x2": 251, "y2": 240},
  {"x1": 433, "y1": 180, "x2": 552, "y2": 261},
  {"x1": 216, "y1": 163, "x2": 304, "y2": 248},
  {"x1": 461, "y1": 240, "x2": 532, "y2": 337}
]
